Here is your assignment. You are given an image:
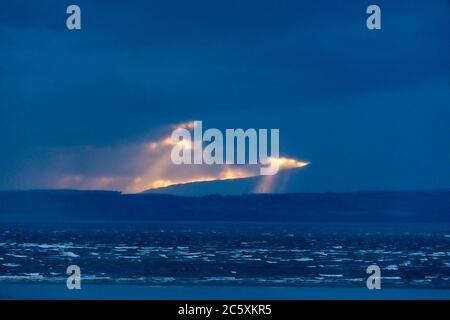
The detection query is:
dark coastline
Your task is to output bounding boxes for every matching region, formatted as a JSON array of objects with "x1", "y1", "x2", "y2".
[{"x1": 1, "y1": 189, "x2": 449, "y2": 223}]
